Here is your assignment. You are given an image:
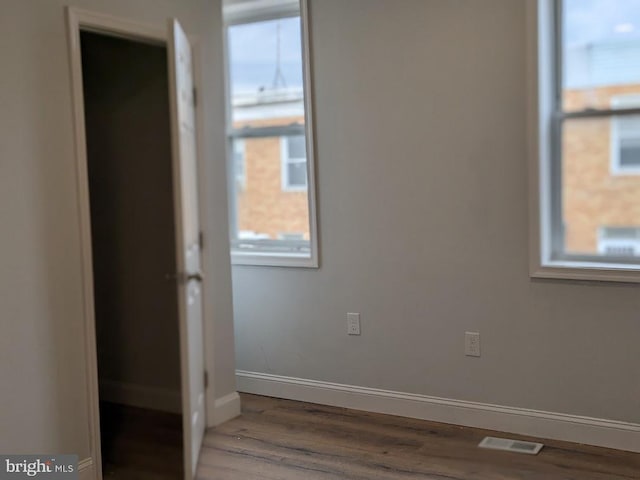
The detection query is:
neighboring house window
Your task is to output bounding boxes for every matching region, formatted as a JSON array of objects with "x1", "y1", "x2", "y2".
[
  {"x1": 531, "y1": 0, "x2": 640, "y2": 280},
  {"x1": 223, "y1": 0, "x2": 318, "y2": 267},
  {"x1": 598, "y1": 227, "x2": 640, "y2": 257},
  {"x1": 611, "y1": 96, "x2": 640, "y2": 175},
  {"x1": 234, "y1": 139, "x2": 246, "y2": 188},
  {"x1": 278, "y1": 232, "x2": 305, "y2": 241},
  {"x1": 281, "y1": 135, "x2": 307, "y2": 190}
]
